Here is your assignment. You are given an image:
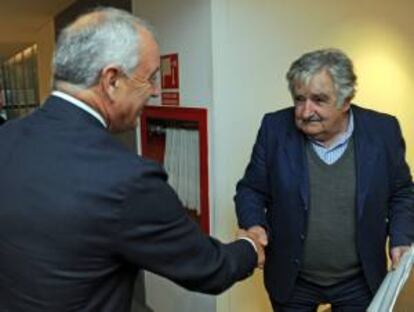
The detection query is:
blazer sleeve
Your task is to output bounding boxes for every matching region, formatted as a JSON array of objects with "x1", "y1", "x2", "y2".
[
  {"x1": 388, "y1": 117, "x2": 414, "y2": 247},
  {"x1": 234, "y1": 115, "x2": 271, "y2": 231},
  {"x1": 115, "y1": 165, "x2": 257, "y2": 295}
]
